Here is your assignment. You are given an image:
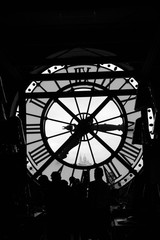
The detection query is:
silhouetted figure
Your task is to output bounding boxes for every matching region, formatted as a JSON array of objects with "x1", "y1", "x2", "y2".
[
  {"x1": 69, "y1": 175, "x2": 76, "y2": 187},
  {"x1": 69, "y1": 177, "x2": 87, "y2": 240},
  {"x1": 45, "y1": 171, "x2": 70, "y2": 240},
  {"x1": 38, "y1": 174, "x2": 51, "y2": 207},
  {"x1": 38, "y1": 174, "x2": 51, "y2": 239},
  {"x1": 88, "y1": 167, "x2": 111, "y2": 240}
]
